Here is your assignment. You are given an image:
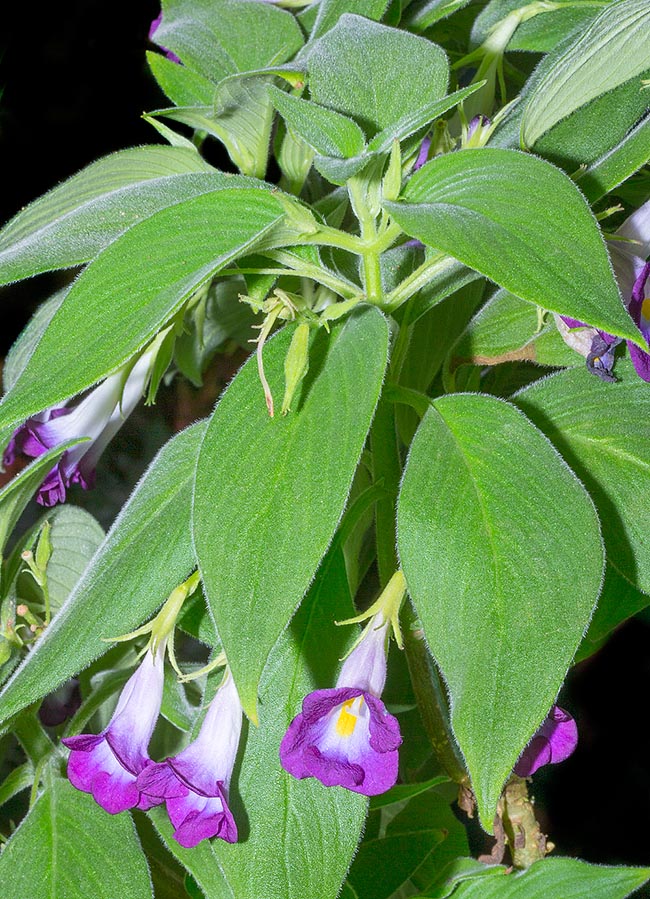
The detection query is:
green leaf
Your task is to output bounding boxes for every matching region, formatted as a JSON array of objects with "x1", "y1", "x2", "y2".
[
  {"x1": 471, "y1": 0, "x2": 604, "y2": 54},
  {"x1": 311, "y1": 0, "x2": 390, "y2": 39},
  {"x1": 174, "y1": 278, "x2": 256, "y2": 387},
  {"x1": 150, "y1": 544, "x2": 366, "y2": 899},
  {"x1": 576, "y1": 114, "x2": 650, "y2": 204},
  {"x1": 0, "y1": 777, "x2": 153, "y2": 899},
  {"x1": 367, "y1": 84, "x2": 484, "y2": 154},
  {"x1": 212, "y1": 74, "x2": 278, "y2": 177},
  {"x1": 444, "y1": 289, "x2": 577, "y2": 386},
  {"x1": 385, "y1": 148, "x2": 640, "y2": 344},
  {"x1": 307, "y1": 15, "x2": 448, "y2": 136},
  {"x1": 2, "y1": 291, "x2": 65, "y2": 394},
  {"x1": 0, "y1": 422, "x2": 205, "y2": 728},
  {"x1": 532, "y1": 72, "x2": 650, "y2": 175},
  {"x1": 0, "y1": 440, "x2": 86, "y2": 558},
  {"x1": 521, "y1": 0, "x2": 650, "y2": 147},
  {"x1": 514, "y1": 363, "x2": 650, "y2": 594},
  {"x1": 0, "y1": 146, "x2": 218, "y2": 285},
  {"x1": 20, "y1": 506, "x2": 105, "y2": 616},
  {"x1": 396, "y1": 278, "x2": 484, "y2": 445},
  {"x1": 147, "y1": 50, "x2": 216, "y2": 107},
  {"x1": 193, "y1": 306, "x2": 389, "y2": 720},
  {"x1": 424, "y1": 857, "x2": 505, "y2": 898},
  {"x1": 157, "y1": 0, "x2": 303, "y2": 85},
  {"x1": 368, "y1": 774, "x2": 450, "y2": 810},
  {"x1": 397, "y1": 394, "x2": 604, "y2": 826},
  {"x1": 438, "y1": 857, "x2": 650, "y2": 899},
  {"x1": 575, "y1": 564, "x2": 650, "y2": 663},
  {"x1": 0, "y1": 189, "x2": 284, "y2": 435},
  {"x1": 0, "y1": 761, "x2": 34, "y2": 808},
  {"x1": 348, "y1": 790, "x2": 468, "y2": 899},
  {"x1": 269, "y1": 85, "x2": 366, "y2": 158},
  {"x1": 403, "y1": 0, "x2": 474, "y2": 30}
]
